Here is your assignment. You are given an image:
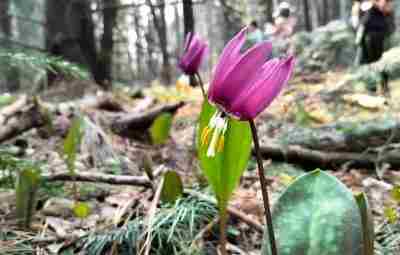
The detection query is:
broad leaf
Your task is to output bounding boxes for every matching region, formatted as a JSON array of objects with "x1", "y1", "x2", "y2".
[
  {"x1": 63, "y1": 117, "x2": 84, "y2": 174},
  {"x1": 262, "y1": 170, "x2": 364, "y2": 255},
  {"x1": 197, "y1": 101, "x2": 252, "y2": 209},
  {"x1": 150, "y1": 113, "x2": 173, "y2": 145},
  {"x1": 15, "y1": 168, "x2": 41, "y2": 228},
  {"x1": 161, "y1": 171, "x2": 183, "y2": 203},
  {"x1": 355, "y1": 193, "x2": 374, "y2": 255}
]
